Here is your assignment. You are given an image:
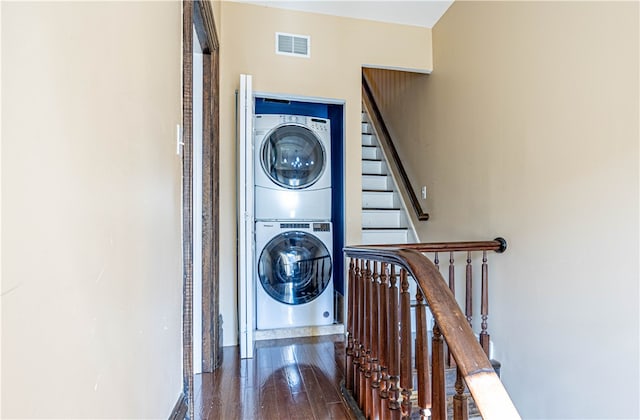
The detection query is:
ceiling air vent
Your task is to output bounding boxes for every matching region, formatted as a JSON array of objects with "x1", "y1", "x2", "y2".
[{"x1": 276, "y1": 32, "x2": 310, "y2": 58}]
